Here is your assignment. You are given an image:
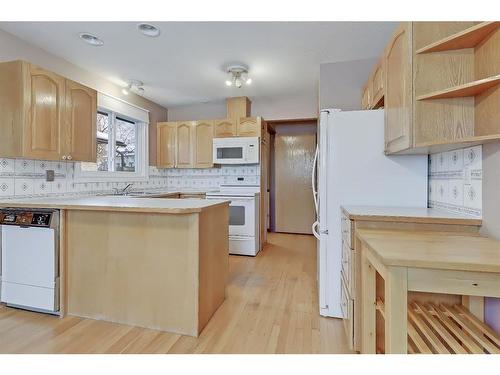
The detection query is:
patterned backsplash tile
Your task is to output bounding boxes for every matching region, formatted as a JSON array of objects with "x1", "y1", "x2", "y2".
[
  {"x1": 0, "y1": 157, "x2": 260, "y2": 200},
  {"x1": 428, "y1": 145, "x2": 482, "y2": 218}
]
